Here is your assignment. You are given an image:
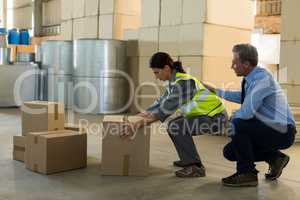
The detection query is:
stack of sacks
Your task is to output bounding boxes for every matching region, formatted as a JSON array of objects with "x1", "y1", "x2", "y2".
[{"x1": 13, "y1": 101, "x2": 87, "y2": 175}]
